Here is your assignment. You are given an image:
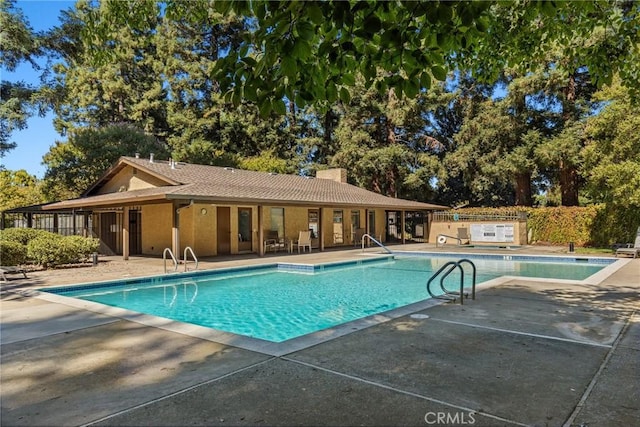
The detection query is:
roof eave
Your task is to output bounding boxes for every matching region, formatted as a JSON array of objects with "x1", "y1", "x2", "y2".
[
  {"x1": 42, "y1": 194, "x2": 170, "y2": 210},
  {"x1": 165, "y1": 194, "x2": 448, "y2": 210}
]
